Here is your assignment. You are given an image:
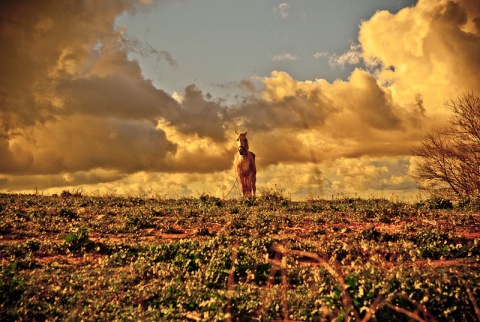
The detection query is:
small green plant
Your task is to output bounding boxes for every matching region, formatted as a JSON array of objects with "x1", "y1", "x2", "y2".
[
  {"x1": 458, "y1": 195, "x2": 480, "y2": 211},
  {"x1": 0, "y1": 261, "x2": 25, "y2": 309},
  {"x1": 60, "y1": 188, "x2": 84, "y2": 198},
  {"x1": 0, "y1": 221, "x2": 12, "y2": 235},
  {"x1": 259, "y1": 187, "x2": 289, "y2": 206},
  {"x1": 58, "y1": 207, "x2": 77, "y2": 220},
  {"x1": 199, "y1": 193, "x2": 223, "y2": 207},
  {"x1": 421, "y1": 197, "x2": 453, "y2": 210},
  {"x1": 60, "y1": 227, "x2": 93, "y2": 253}
]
